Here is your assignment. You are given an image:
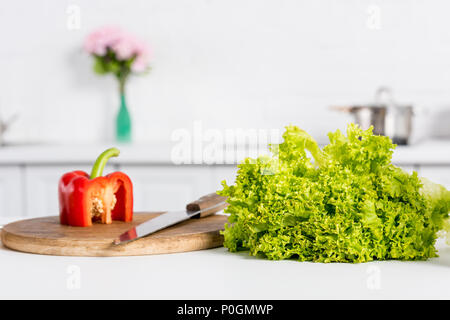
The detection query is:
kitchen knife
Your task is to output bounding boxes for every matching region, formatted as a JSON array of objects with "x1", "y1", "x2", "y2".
[{"x1": 113, "y1": 193, "x2": 228, "y2": 245}]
